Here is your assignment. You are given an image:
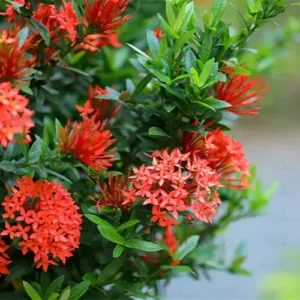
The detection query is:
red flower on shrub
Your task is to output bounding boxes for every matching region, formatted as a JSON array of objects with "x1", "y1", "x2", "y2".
[
  {"x1": 59, "y1": 112, "x2": 117, "y2": 171},
  {"x1": 0, "y1": 28, "x2": 36, "y2": 81},
  {"x1": 84, "y1": 0, "x2": 131, "y2": 32},
  {"x1": 1, "y1": 177, "x2": 82, "y2": 272},
  {"x1": 78, "y1": 32, "x2": 122, "y2": 52},
  {"x1": 77, "y1": 85, "x2": 122, "y2": 124},
  {"x1": 153, "y1": 27, "x2": 164, "y2": 38},
  {"x1": 184, "y1": 128, "x2": 250, "y2": 189},
  {"x1": 123, "y1": 149, "x2": 221, "y2": 232},
  {"x1": 216, "y1": 68, "x2": 262, "y2": 116},
  {"x1": 90, "y1": 173, "x2": 132, "y2": 210},
  {"x1": 0, "y1": 240, "x2": 11, "y2": 276},
  {"x1": 0, "y1": 82, "x2": 34, "y2": 148}
]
